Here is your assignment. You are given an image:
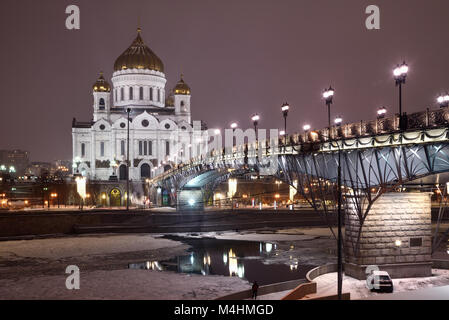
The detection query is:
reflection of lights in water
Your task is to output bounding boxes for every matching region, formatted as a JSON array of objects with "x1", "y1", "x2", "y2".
[
  {"x1": 227, "y1": 249, "x2": 245, "y2": 278},
  {"x1": 138, "y1": 261, "x2": 163, "y2": 271},
  {"x1": 290, "y1": 245, "x2": 294, "y2": 250},
  {"x1": 201, "y1": 270, "x2": 206, "y2": 275},
  {"x1": 203, "y1": 254, "x2": 211, "y2": 266},
  {"x1": 259, "y1": 243, "x2": 262, "y2": 253},
  {"x1": 223, "y1": 253, "x2": 228, "y2": 265},
  {"x1": 265, "y1": 243, "x2": 272, "y2": 253},
  {"x1": 228, "y1": 249, "x2": 237, "y2": 276},
  {"x1": 289, "y1": 264, "x2": 298, "y2": 271},
  {"x1": 190, "y1": 253, "x2": 194, "y2": 264},
  {"x1": 237, "y1": 265, "x2": 245, "y2": 278}
]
